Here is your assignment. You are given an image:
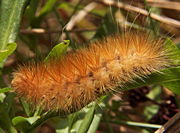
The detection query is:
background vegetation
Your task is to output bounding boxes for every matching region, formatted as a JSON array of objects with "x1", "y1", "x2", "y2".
[{"x1": 0, "y1": 0, "x2": 179, "y2": 133}]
